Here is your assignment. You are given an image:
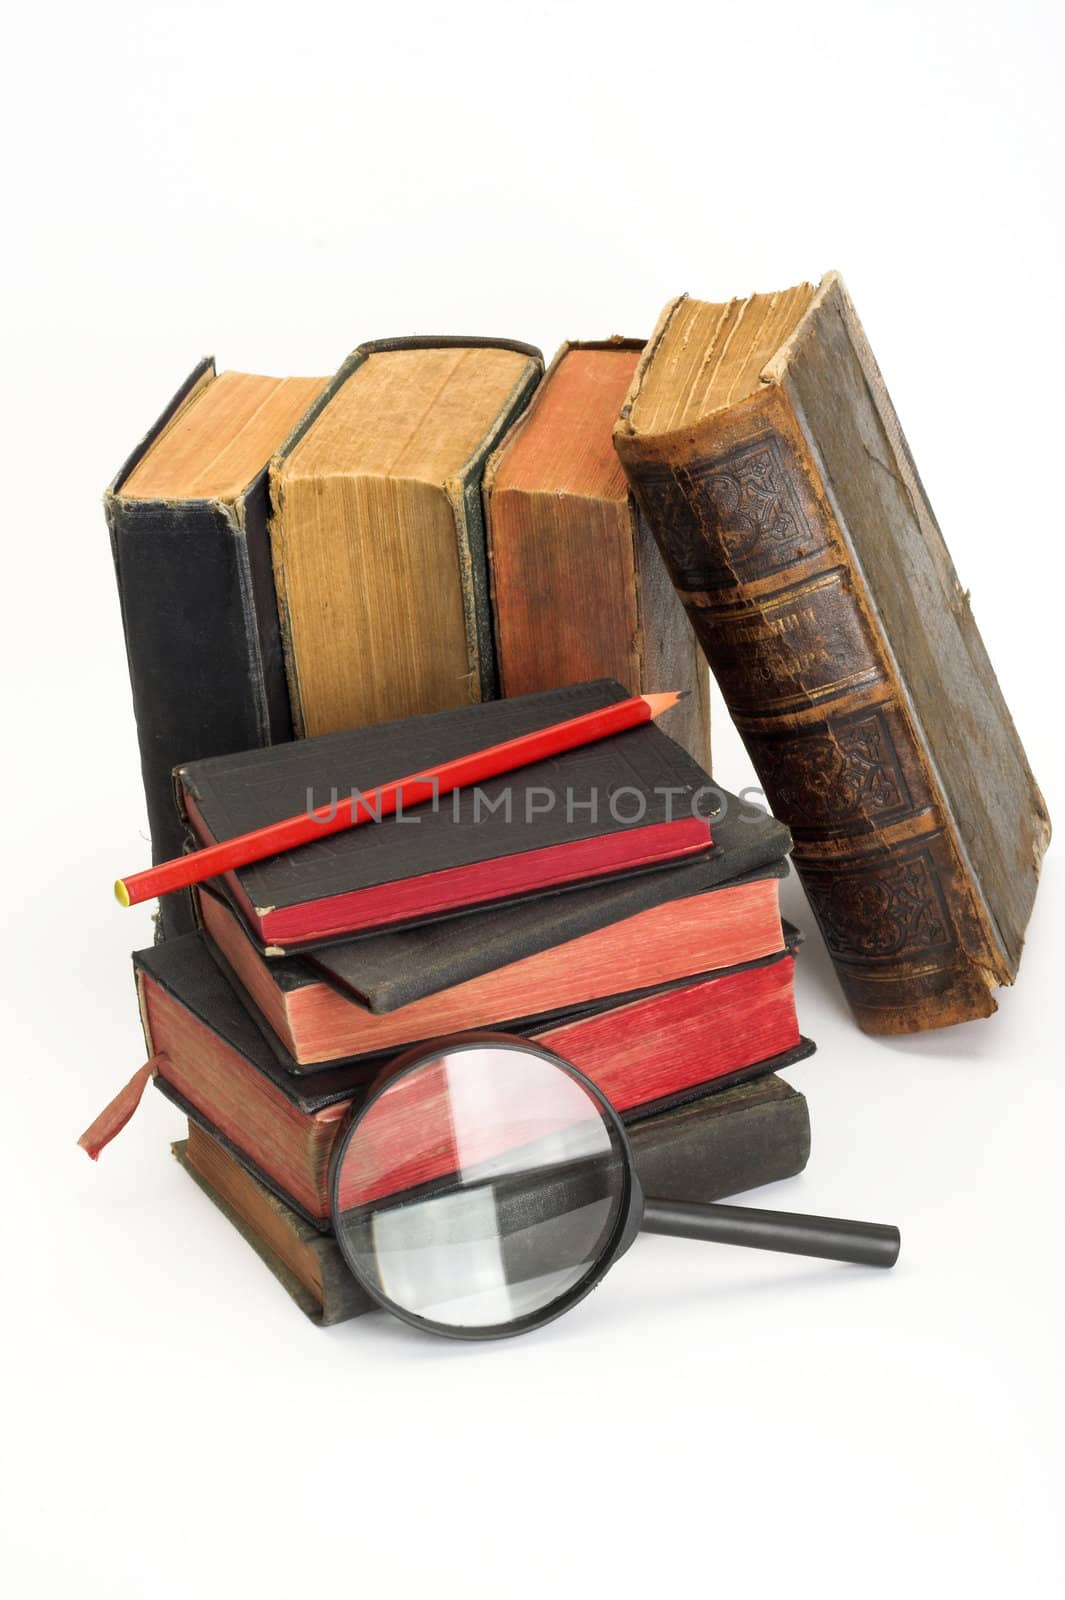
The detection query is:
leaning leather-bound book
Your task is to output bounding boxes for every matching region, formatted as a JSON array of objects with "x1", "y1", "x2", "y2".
[{"x1": 614, "y1": 273, "x2": 1049, "y2": 1033}]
